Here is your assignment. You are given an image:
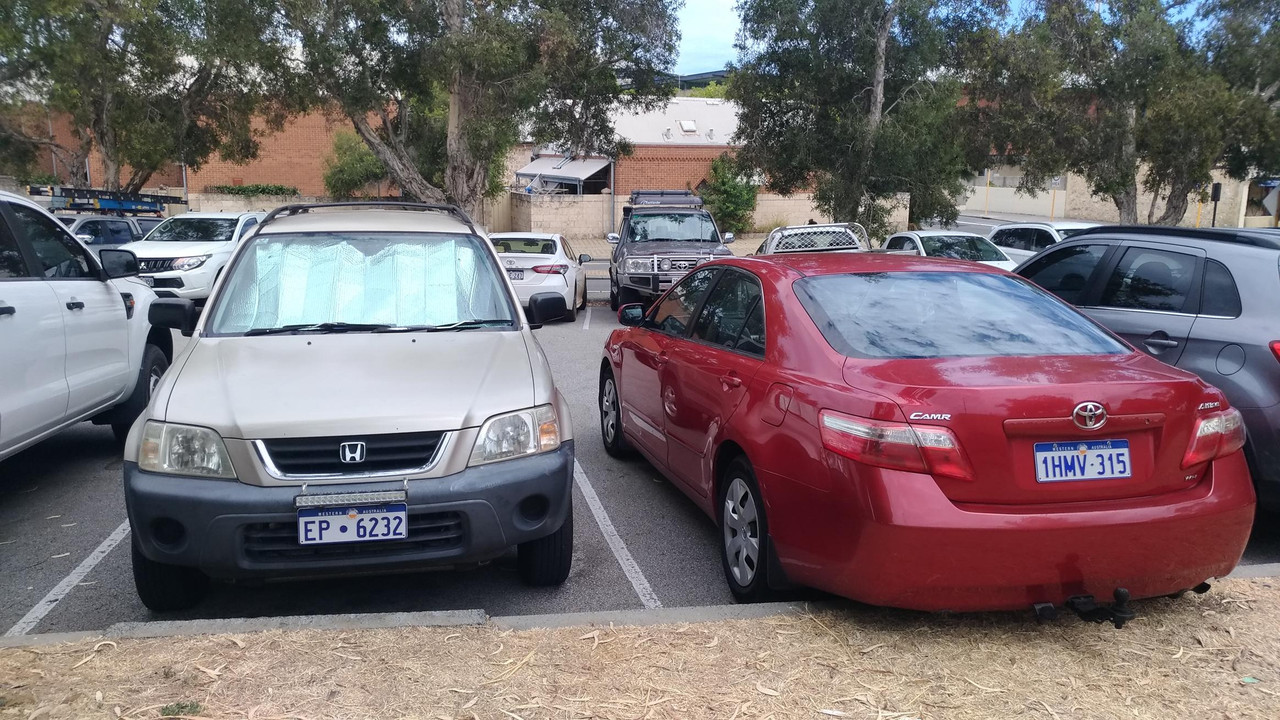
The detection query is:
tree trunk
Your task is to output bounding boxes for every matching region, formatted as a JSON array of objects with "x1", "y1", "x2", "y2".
[
  {"x1": 846, "y1": 0, "x2": 900, "y2": 223},
  {"x1": 1112, "y1": 105, "x2": 1139, "y2": 225},
  {"x1": 1154, "y1": 178, "x2": 1197, "y2": 226},
  {"x1": 441, "y1": 0, "x2": 489, "y2": 219},
  {"x1": 349, "y1": 114, "x2": 447, "y2": 203}
]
